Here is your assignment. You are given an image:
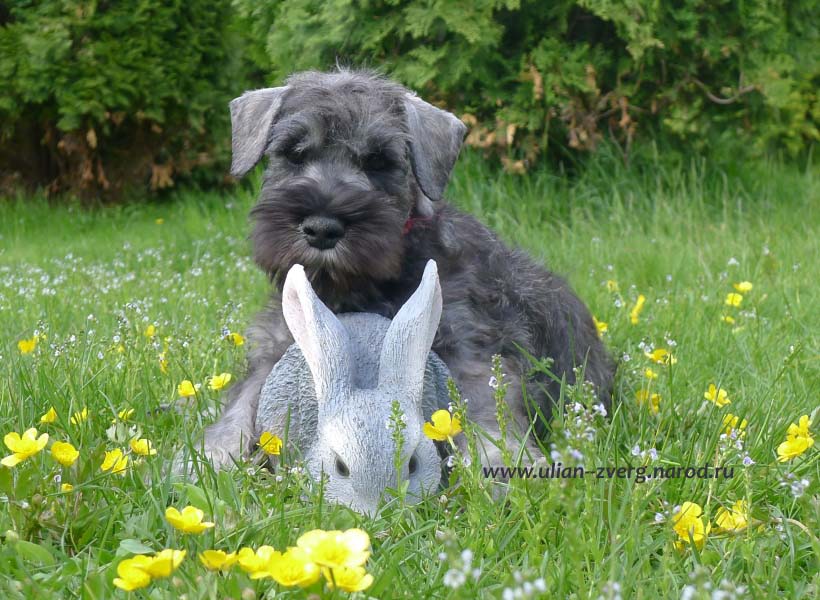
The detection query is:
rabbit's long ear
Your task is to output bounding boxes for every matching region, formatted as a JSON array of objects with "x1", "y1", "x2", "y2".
[
  {"x1": 283, "y1": 265, "x2": 352, "y2": 402},
  {"x1": 378, "y1": 260, "x2": 443, "y2": 403}
]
